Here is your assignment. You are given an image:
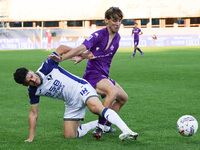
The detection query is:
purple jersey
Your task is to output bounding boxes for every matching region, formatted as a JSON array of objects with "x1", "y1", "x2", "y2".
[
  {"x1": 132, "y1": 27, "x2": 141, "y2": 41},
  {"x1": 82, "y1": 27, "x2": 120, "y2": 77}
]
